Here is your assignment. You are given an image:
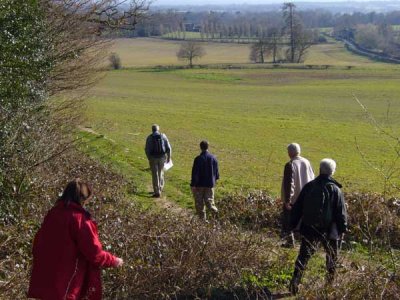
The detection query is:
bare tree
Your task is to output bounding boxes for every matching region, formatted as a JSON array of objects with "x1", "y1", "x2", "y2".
[
  {"x1": 177, "y1": 42, "x2": 206, "y2": 68},
  {"x1": 0, "y1": 0, "x2": 150, "y2": 211},
  {"x1": 45, "y1": 0, "x2": 150, "y2": 96},
  {"x1": 292, "y1": 25, "x2": 313, "y2": 63},
  {"x1": 249, "y1": 39, "x2": 269, "y2": 63},
  {"x1": 266, "y1": 27, "x2": 282, "y2": 63},
  {"x1": 283, "y1": 2, "x2": 296, "y2": 62},
  {"x1": 282, "y1": 2, "x2": 313, "y2": 63}
]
